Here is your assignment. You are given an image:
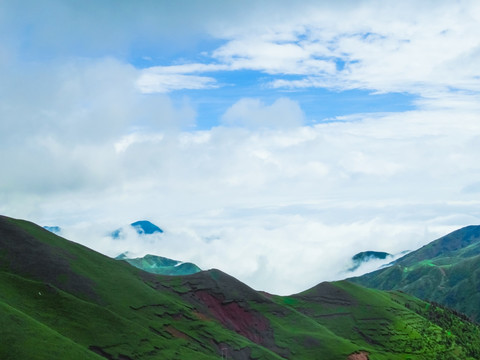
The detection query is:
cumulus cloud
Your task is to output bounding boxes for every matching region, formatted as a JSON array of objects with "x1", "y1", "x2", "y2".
[{"x1": 221, "y1": 98, "x2": 305, "y2": 129}]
